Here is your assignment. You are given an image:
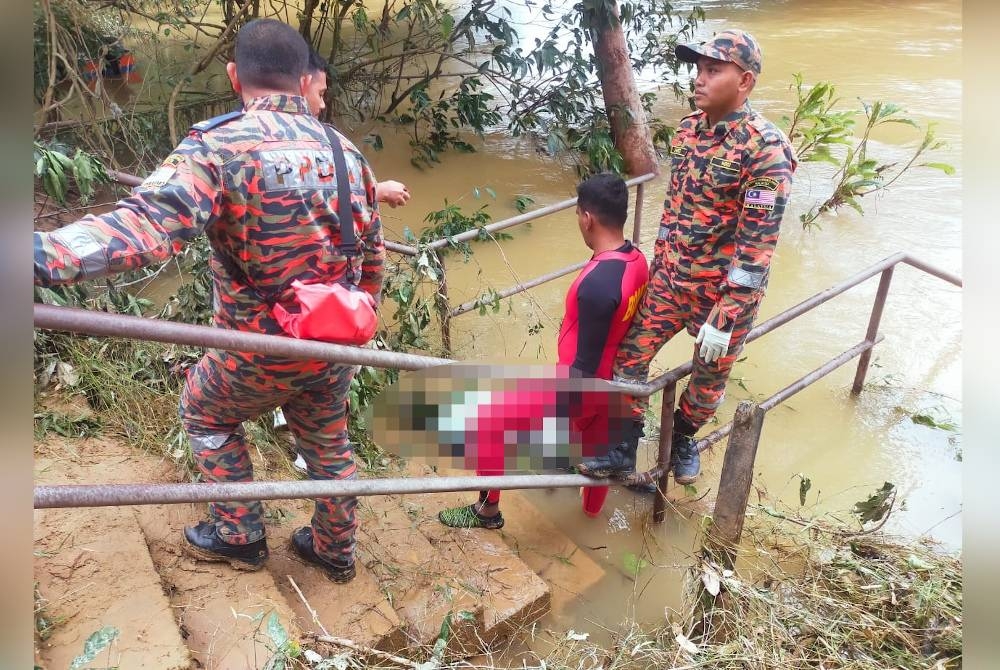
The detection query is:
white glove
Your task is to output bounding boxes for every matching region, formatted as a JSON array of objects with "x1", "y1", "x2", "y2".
[{"x1": 696, "y1": 322, "x2": 732, "y2": 364}]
